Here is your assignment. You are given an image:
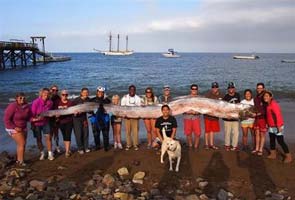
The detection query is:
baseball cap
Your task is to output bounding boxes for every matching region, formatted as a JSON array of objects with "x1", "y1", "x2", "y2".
[
  {"x1": 163, "y1": 85, "x2": 170, "y2": 91},
  {"x1": 97, "y1": 86, "x2": 105, "y2": 92},
  {"x1": 211, "y1": 82, "x2": 219, "y2": 88},
  {"x1": 227, "y1": 82, "x2": 235, "y2": 89}
]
